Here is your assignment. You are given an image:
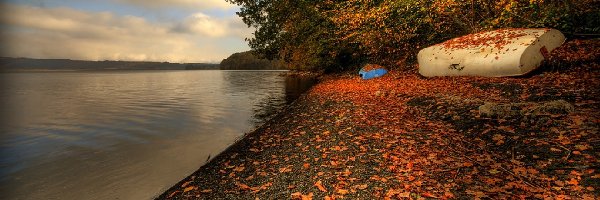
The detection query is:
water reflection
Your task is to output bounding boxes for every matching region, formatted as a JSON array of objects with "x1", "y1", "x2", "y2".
[{"x1": 0, "y1": 70, "x2": 315, "y2": 200}]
